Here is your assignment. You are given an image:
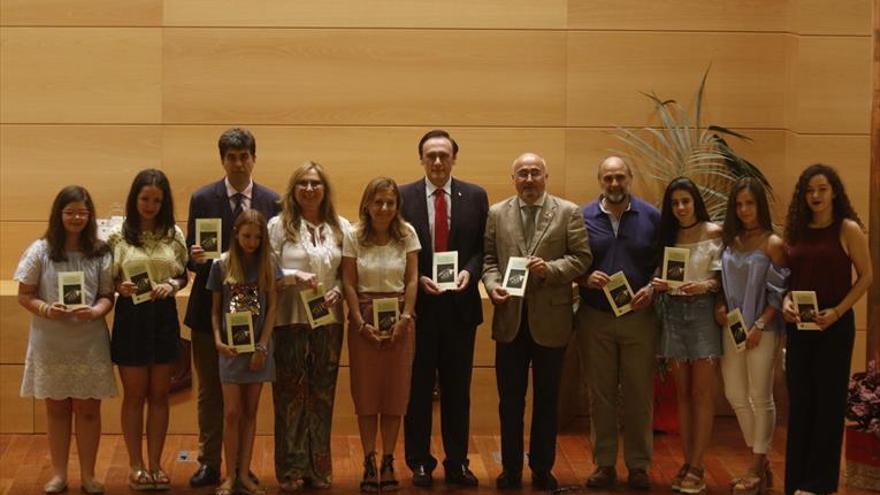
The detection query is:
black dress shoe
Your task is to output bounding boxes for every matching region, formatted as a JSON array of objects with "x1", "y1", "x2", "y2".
[
  {"x1": 496, "y1": 470, "x2": 522, "y2": 490},
  {"x1": 411, "y1": 464, "x2": 433, "y2": 487},
  {"x1": 532, "y1": 471, "x2": 558, "y2": 491},
  {"x1": 189, "y1": 464, "x2": 220, "y2": 487},
  {"x1": 445, "y1": 465, "x2": 479, "y2": 487}
]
